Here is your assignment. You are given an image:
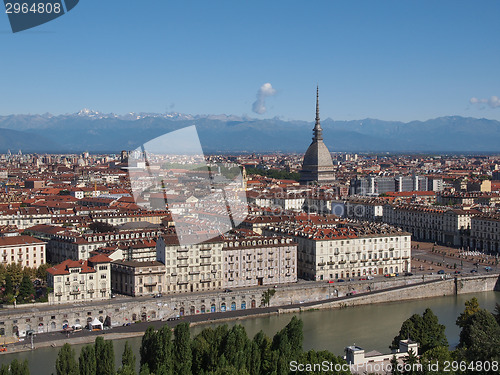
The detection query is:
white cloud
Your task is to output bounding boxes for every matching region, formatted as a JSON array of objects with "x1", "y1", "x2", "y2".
[
  {"x1": 469, "y1": 96, "x2": 500, "y2": 108},
  {"x1": 252, "y1": 83, "x2": 276, "y2": 114}
]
